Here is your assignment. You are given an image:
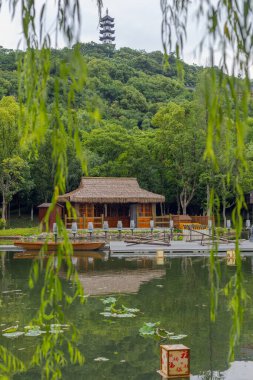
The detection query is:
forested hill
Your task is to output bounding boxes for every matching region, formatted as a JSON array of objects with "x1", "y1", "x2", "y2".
[
  {"x1": 5, "y1": 43, "x2": 250, "y2": 217},
  {"x1": 78, "y1": 43, "x2": 202, "y2": 127},
  {"x1": 0, "y1": 43, "x2": 202, "y2": 130}
]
